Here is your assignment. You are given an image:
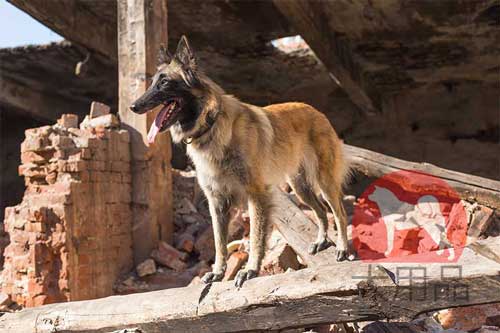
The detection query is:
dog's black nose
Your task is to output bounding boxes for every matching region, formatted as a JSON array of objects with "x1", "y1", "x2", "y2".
[{"x1": 129, "y1": 104, "x2": 138, "y2": 112}]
